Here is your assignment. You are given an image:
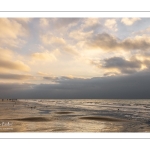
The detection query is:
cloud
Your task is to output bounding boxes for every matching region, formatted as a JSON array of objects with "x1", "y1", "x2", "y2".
[
  {"x1": 81, "y1": 18, "x2": 100, "y2": 31},
  {"x1": 83, "y1": 18, "x2": 100, "y2": 27},
  {"x1": 0, "y1": 48, "x2": 13, "y2": 59},
  {"x1": 0, "y1": 59, "x2": 30, "y2": 72},
  {"x1": 52, "y1": 18, "x2": 81, "y2": 29},
  {"x1": 43, "y1": 75, "x2": 76, "y2": 82},
  {"x1": 0, "y1": 83, "x2": 33, "y2": 95},
  {"x1": 121, "y1": 18, "x2": 141, "y2": 26},
  {"x1": 31, "y1": 50, "x2": 58, "y2": 61},
  {"x1": 102, "y1": 57, "x2": 142, "y2": 74},
  {"x1": 62, "y1": 45, "x2": 79, "y2": 56},
  {"x1": 14, "y1": 18, "x2": 31, "y2": 23},
  {"x1": 122, "y1": 35, "x2": 150, "y2": 50},
  {"x1": 43, "y1": 76, "x2": 60, "y2": 82},
  {"x1": 40, "y1": 18, "x2": 81, "y2": 30},
  {"x1": 132, "y1": 26, "x2": 150, "y2": 36},
  {"x1": 69, "y1": 30, "x2": 93, "y2": 40},
  {"x1": 0, "y1": 48, "x2": 30, "y2": 72},
  {"x1": 90, "y1": 56, "x2": 145, "y2": 75},
  {"x1": 37, "y1": 72, "x2": 49, "y2": 76},
  {"x1": 0, "y1": 18, "x2": 28, "y2": 49},
  {"x1": 1, "y1": 70, "x2": 150, "y2": 98},
  {"x1": 103, "y1": 72, "x2": 119, "y2": 76},
  {"x1": 104, "y1": 19, "x2": 117, "y2": 31},
  {"x1": 41, "y1": 33, "x2": 66, "y2": 45},
  {"x1": 0, "y1": 18, "x2": 27, "y2": 39},
  {"x1": 87, "y1": 33, "x2": 120, "y2": 51},
  {"x1": 41, "y1": 33, "x2": 79, "y2": 56},
  {"x1": 40, "y1": 18, "x2": 49, "y2": 27},
  {"x1": 90, "y1": 54, "x2": 150, "y2": 76},
  {"x1": 87, "y1": 33, "x2": 150, "y2": 51},
  {"x1": 0, "y1": 38, "x2": 26, "y2": 48},
  {"x1": 0, "y1": 73, "x2": 33, "y2": 80}
]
